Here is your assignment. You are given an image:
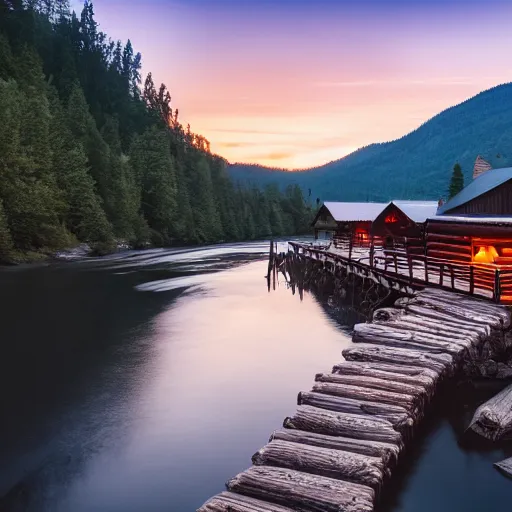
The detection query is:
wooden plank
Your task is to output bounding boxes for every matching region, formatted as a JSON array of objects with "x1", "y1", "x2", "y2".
[
  {"x1": 252, "y1": 440, "x2": 385, "y2": 490},
  {"x1": 407, "y1": 294, "x2": 506, "y2": 327},
  {"x1": 311, "y1": 380, "x2": 419, "y2": 417},
  {"x1": 315, "y1": 373, "x2": 428, "y2": 403},
  {"x1": 352, "y1": 323, "x2": 467, "y2": 356},
  {"x1": 284, "y1": 405, "x2": 403, "y2": 445},
  {"x1": 197, "y1": 492, "x2": 295, "y2": 512},
  {"x1": 333, "y1": 359, "x2": 439, "y2": 383},
  {"x1": 468, "y1": 383, "x2": 512, "y2": 441},
  {"x1": 269, "y1": 429, "x2": 400, "y2": 466},
  {"x1": 376, "y1": 318, "x2": 477, "y2": 345},
  {"x1": 330, "y1": 362, "x2": 436, "y2": 395},
  {"x1": 399, "y1": 303, "x2": 492, "y2": 336},
  {"x1": 342, "y1": 344, "x2": 453, "y2": 376},
  {"x1": 227, "y1": 466, "x2": 375, "y2": 512},
  {"x1": 494, "y1": 457, "x2": 512, "y2": 479},
  {"x1": 298, "y1": 391, "x2": 413, "y2": 429},
  {"x1": 418, "y1": 288, "x2": 510, "y2": 324}
]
